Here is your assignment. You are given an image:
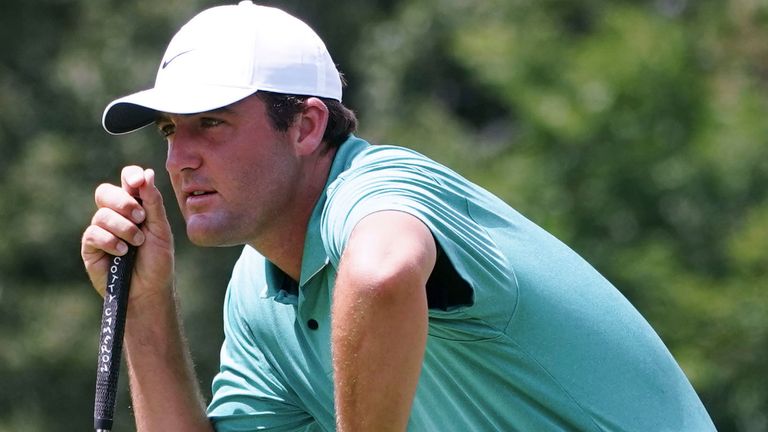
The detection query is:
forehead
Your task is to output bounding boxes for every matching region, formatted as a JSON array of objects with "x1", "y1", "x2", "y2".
[{"x1": 155, "y1": 94, "x2": 265, "y2": 123}]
